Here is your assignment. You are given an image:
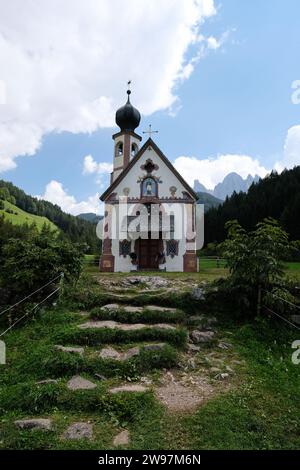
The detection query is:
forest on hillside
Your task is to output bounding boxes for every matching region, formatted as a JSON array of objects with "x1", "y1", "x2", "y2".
[
  {"x1": 205, "y1": 166, "x2": 300, "y2": 245},
  {"x1": 0, "y1": 180, "x2": 101, "y2": 254}
]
